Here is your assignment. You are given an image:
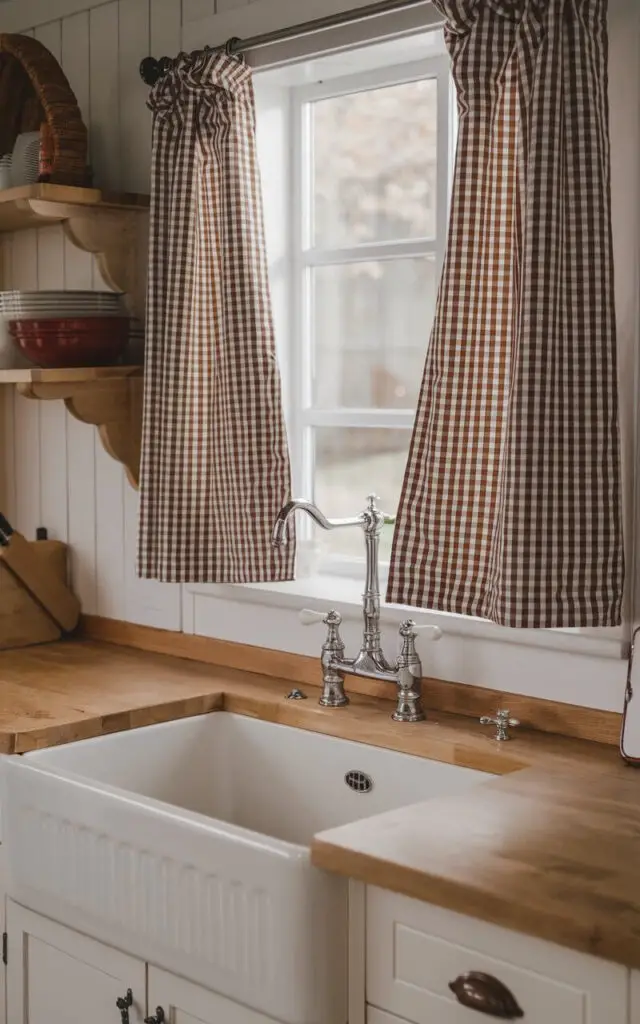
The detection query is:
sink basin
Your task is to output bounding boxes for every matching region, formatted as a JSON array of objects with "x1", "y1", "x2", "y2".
[{"x1": 3, "y1": 711, "x2": 491, "y2": 1024}]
